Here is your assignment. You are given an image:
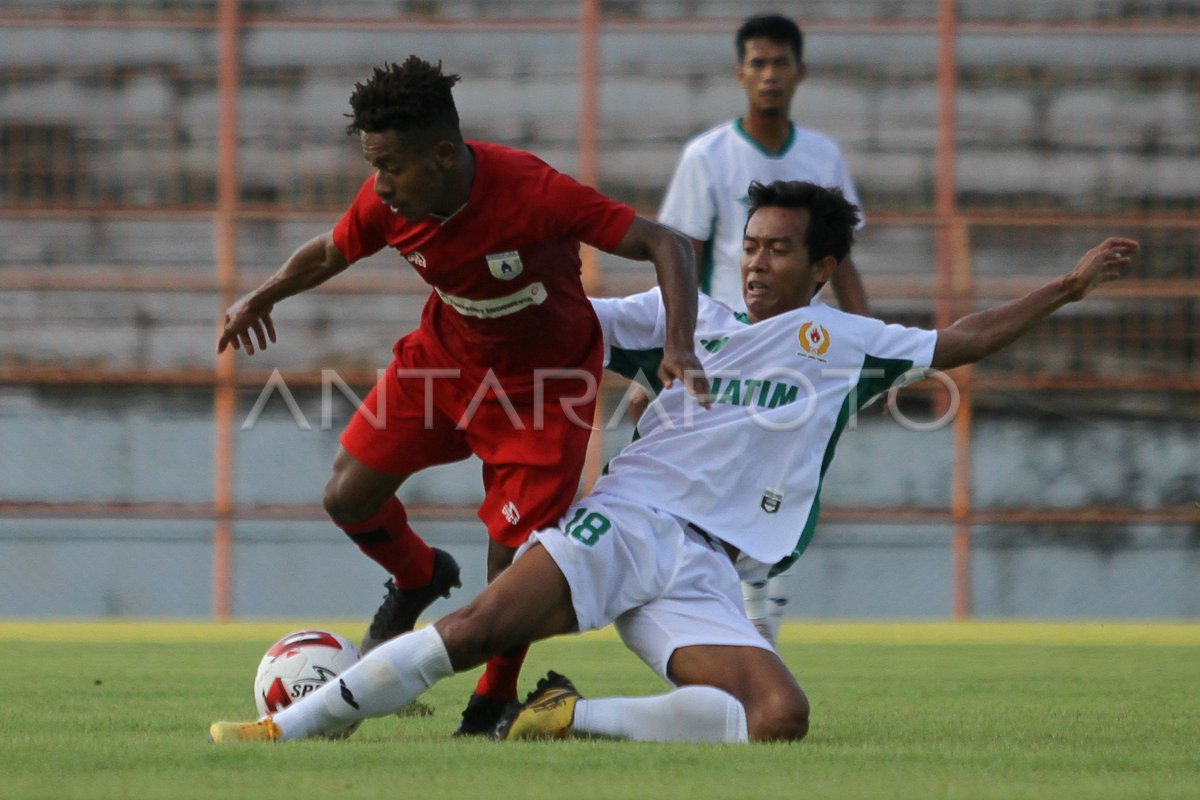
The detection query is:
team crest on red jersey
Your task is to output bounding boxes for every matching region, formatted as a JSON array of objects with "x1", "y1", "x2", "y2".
[
  {"x1": 486, "y1": 251, "x2": 524, "y2": 280},
  {"x1": 407, "y1": 251, "x2": 427, "y2": 269}
]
